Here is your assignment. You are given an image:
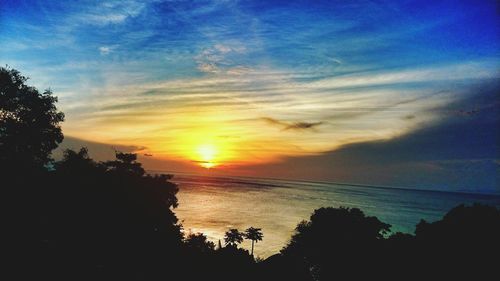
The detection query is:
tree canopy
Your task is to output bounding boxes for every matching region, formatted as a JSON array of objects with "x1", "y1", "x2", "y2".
[
  {"x1": 185, "y1": 233, "x2": 216, "y2": 253},
  {"x1": 281, "y1": 207, "x2": 391, "y2": 280},
  {"x1": 224, "y1": 228, "x2": 244, "y2": 246},
  {"x1": 0, "y1": 66, "x2": 64, "y2": 170},
  {"x1": 244, "y1": 227, "x2": 263, "y2": 256}
]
